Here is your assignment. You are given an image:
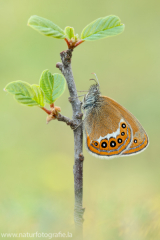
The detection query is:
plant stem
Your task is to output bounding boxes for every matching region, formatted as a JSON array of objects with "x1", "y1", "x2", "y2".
[
  {"x1": 41, "y1": 107, "x2": 51, "y2": 115},
  {"x1": 74, "y1": 39, "x2": 85, "y2": 48},
  {"x1": 64, "y1": 38, "x2": 70, "y2": 48},
  {"x1": 56, "y1": 49, "x2": 85, "y2": 236}
]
